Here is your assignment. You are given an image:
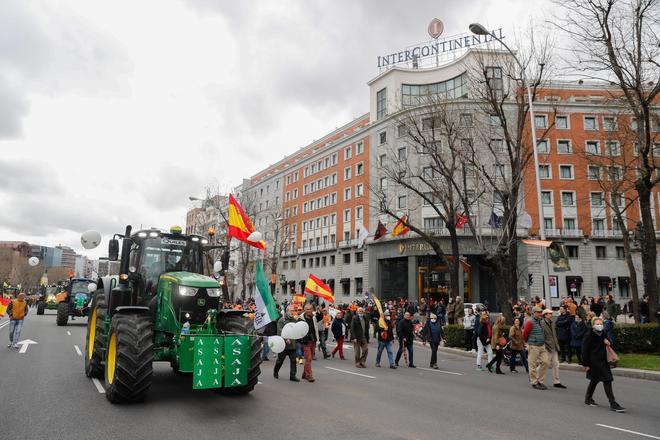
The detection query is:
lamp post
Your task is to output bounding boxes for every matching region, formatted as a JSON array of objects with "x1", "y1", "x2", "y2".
[
  {"x1": 469, "y1": 23, "x2": 551, "y2": 308},
  {"x1": 271, "y1": 215, "x2": 284, "y2": 300}
]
